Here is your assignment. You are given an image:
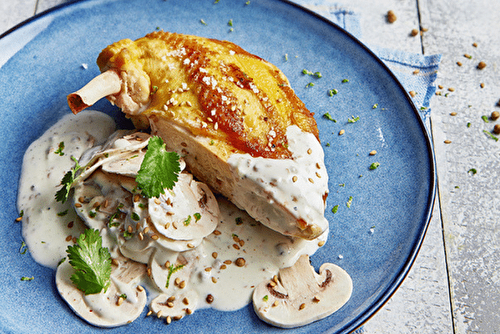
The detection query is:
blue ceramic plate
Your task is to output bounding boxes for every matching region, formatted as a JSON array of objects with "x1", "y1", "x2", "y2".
[{"x1": 0, "y1": 0, "x2": 435, "y2": 333}]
